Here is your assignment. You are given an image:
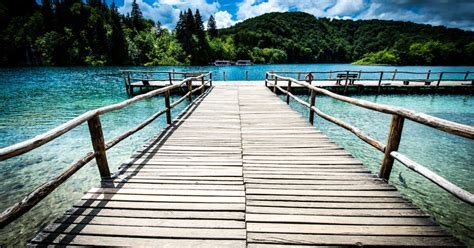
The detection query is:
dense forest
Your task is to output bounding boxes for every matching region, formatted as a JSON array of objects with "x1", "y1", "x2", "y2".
[{"x1": 1, "y1": 1, "x2": 473, "y2": 66}]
